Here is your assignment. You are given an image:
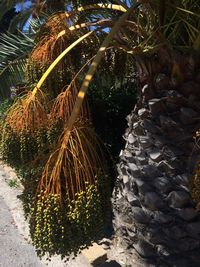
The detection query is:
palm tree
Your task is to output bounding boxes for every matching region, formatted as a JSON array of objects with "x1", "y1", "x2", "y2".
[
  {"x1": 1, "y1": 0, "x2": 200, "y2": 264},
  {"x1": 110, "y1": 2, "x2": 200, "y2": 267}
]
